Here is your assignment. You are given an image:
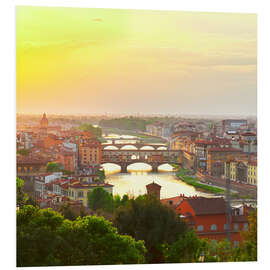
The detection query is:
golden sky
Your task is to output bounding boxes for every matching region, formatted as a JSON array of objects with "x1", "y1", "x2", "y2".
[{"x1": 16, "y1": 6, "x2": 257, "y2": 115}]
